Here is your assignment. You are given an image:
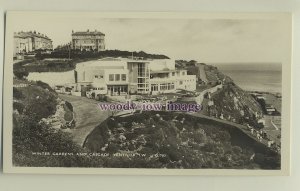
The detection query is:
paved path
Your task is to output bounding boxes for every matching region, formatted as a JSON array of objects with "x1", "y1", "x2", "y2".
[
  {"x1": 188, "y1": 112, "x2": 270, "y2": 147},
  {"x1": 263, "y1": 115, "x2": 281, "y2": 144},
  {"x1": 59, "y1": 94, "x2": 110, "y2": 147}
]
